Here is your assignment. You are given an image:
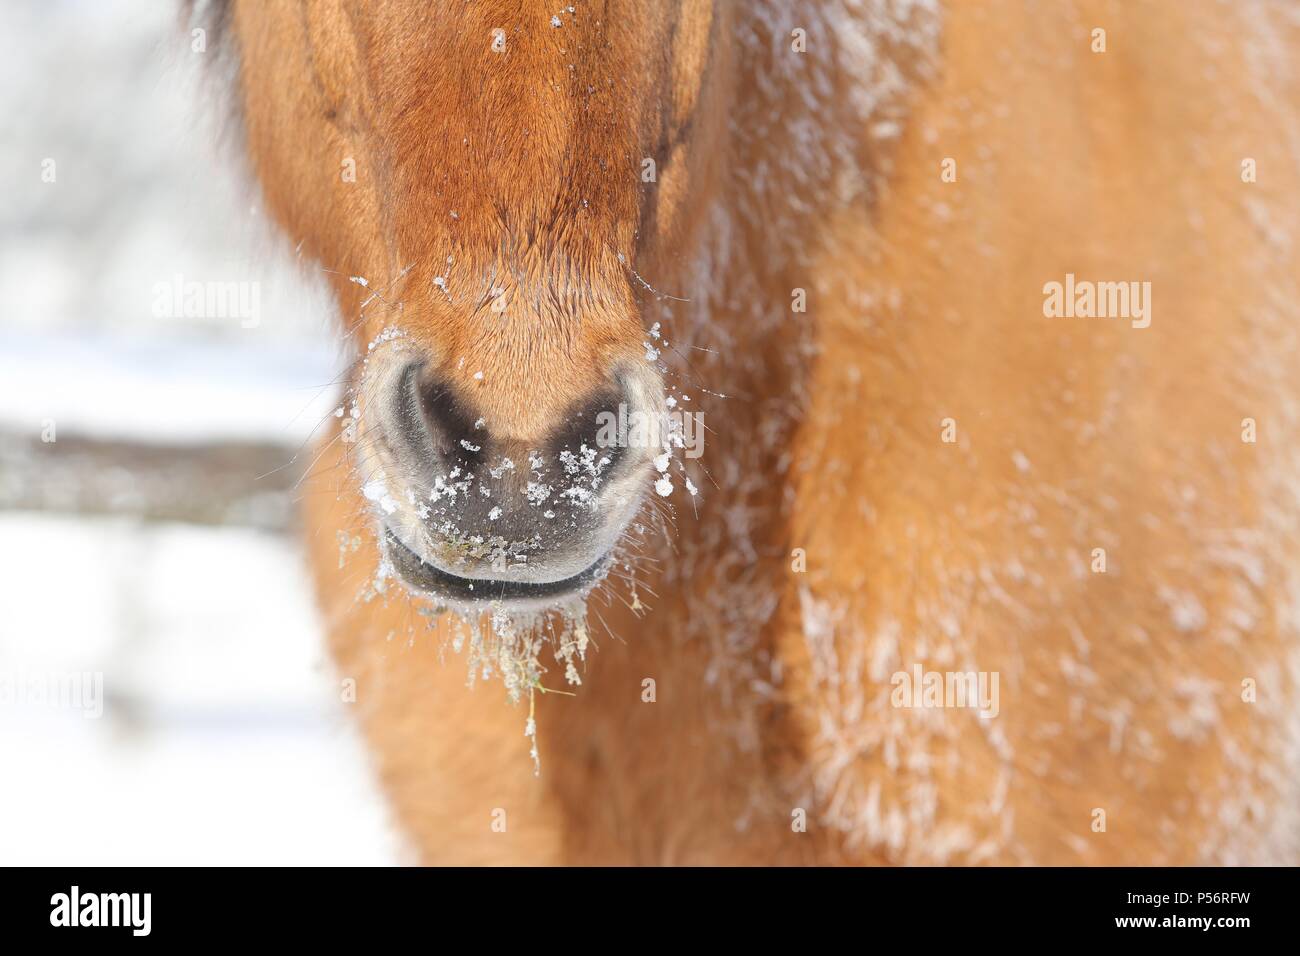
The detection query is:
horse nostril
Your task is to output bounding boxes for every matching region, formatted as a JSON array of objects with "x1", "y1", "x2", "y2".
[
  {"x1": 547, "y1": 385, "x2": 630, "y2": 474},
  {"x1": 394, "y1": 363, "x2": 484, "y2": 466}
]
